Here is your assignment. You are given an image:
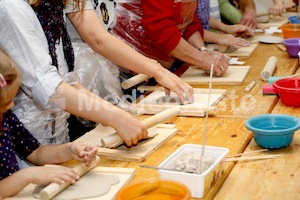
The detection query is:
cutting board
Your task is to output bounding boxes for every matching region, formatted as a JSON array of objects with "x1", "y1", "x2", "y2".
[
  {"x1": 207, "y1": 43, "x2": 258, "y2": 57},
  {"x1": 180, "y1": 66, "x2": 250, "y2": 85},
  {"x1": 5, "y1": 167, "x2": 135, "y2": 200},
  {"x1": 258, "y1": 12, "x2": 294, "y2": 29},
  {"x1": 133, "y1": 89, "x2": 226, "y2": 117},
  {"x1": 76, "y1": 123, "x2": 178, "y2": 162}
]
